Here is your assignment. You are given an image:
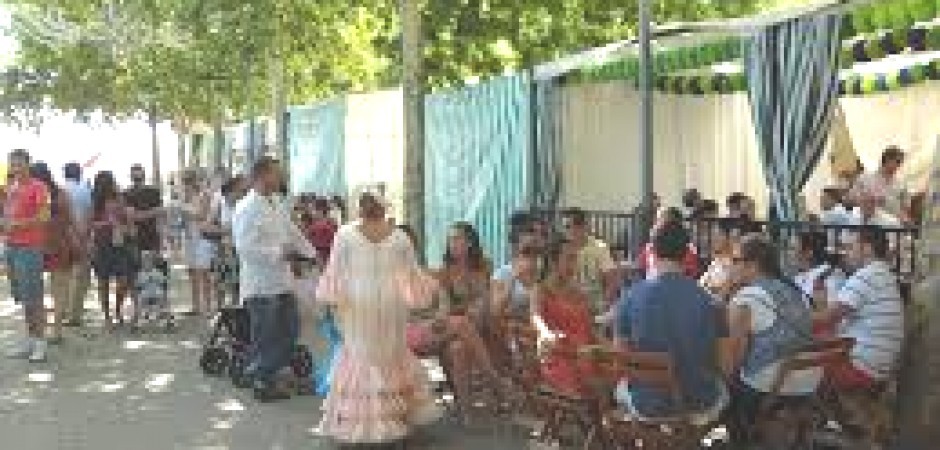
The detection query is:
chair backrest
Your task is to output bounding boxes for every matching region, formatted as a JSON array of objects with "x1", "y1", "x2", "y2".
[
  {"x1": 621, "y1": 351, "x2": 684, "y2": 406},
  {"x1": 504, "y1": 320, "x2": 542, "y2": 386},
  {"x1": 770, "y1": 336, "x2": 855, "y2": 395}
]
